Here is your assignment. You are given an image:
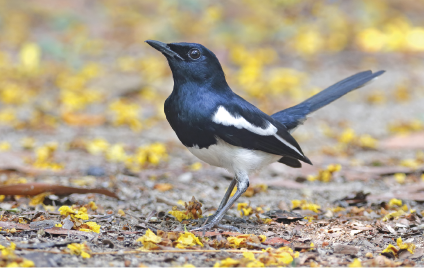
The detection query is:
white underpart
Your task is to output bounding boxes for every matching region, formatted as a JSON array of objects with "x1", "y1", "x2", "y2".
[
  {"x1": 212, "y1": 105, "x2": 304, "y2": 157},
  {"x1": 188, "y1": 138, "x2": 281, "y2": 174},
  {"x1": 212, "y1": 106, "x2": 277, "y2": 136}
]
